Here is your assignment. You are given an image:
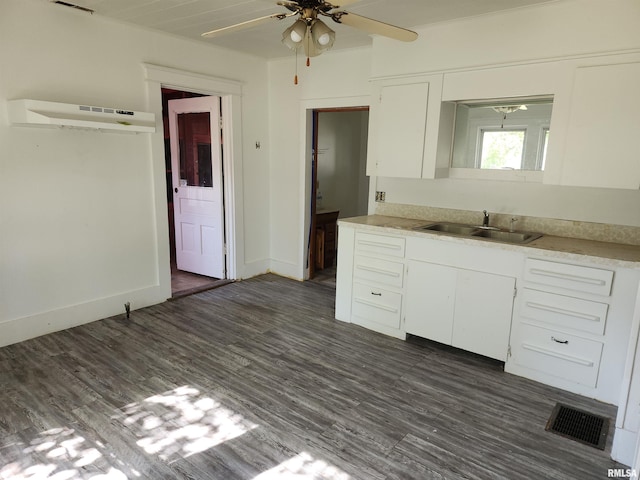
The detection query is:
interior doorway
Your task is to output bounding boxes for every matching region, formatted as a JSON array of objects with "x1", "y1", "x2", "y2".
[
  {"x1": 161, "y1": 88, "x2": 229, "y2": 297},
  {"x1": 308, "y1": 107, "x2": 370, "y2": 281}
]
